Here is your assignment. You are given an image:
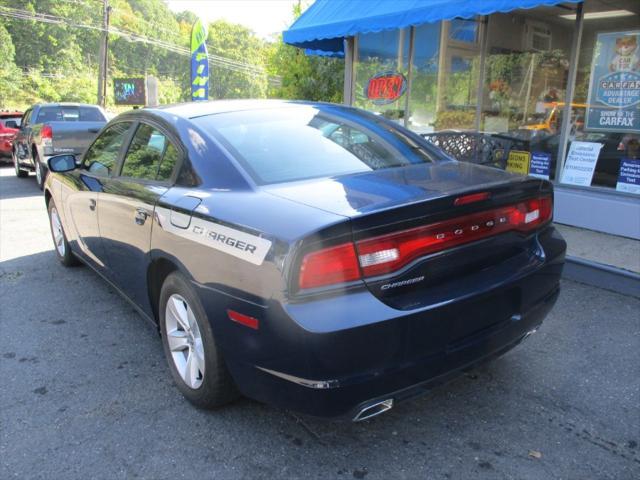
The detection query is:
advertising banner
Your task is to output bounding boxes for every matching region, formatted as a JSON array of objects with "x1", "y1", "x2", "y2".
[
  {"x1": 561, "y1": 141, "x2": 603, "y2": 186},
  {"x1": 616, "y1": 159, "x2": 640, "y2": 194},
  {"x1": 585, "y1": 31, "x2": 640, "y2": 133},
  {"x1": 191, "y1": 19, "x2": 209, "y2": 101}
]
